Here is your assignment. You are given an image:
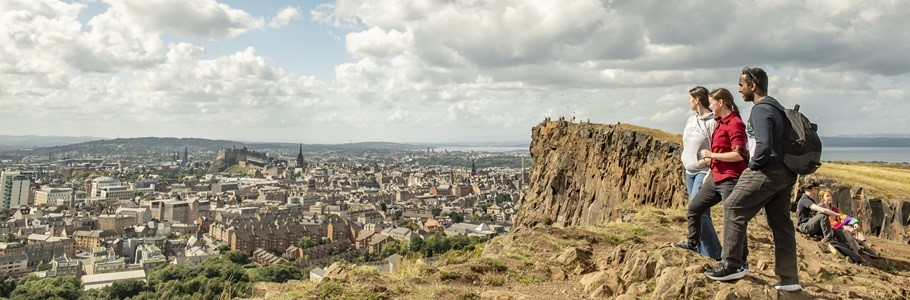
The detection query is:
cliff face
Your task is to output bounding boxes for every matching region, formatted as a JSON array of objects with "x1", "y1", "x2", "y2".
[{"x1": 514, "y1": 120, "x2": 687, "y2": 229}]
